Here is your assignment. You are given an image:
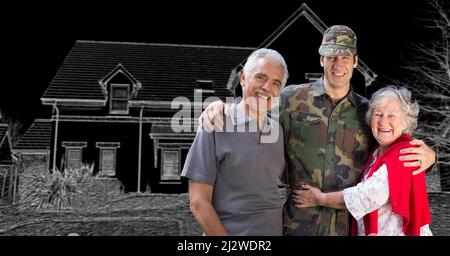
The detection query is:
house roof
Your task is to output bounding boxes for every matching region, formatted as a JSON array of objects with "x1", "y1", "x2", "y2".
[
  {"x1": 13, "y1": 119, "x2": 52, "y2": 151},
  {"x1": 41, "y1": 41, "x2": 255, "y2": 103},
  {"x1": 0, "y1": 124, "x2": 13, "y2": 165}
]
